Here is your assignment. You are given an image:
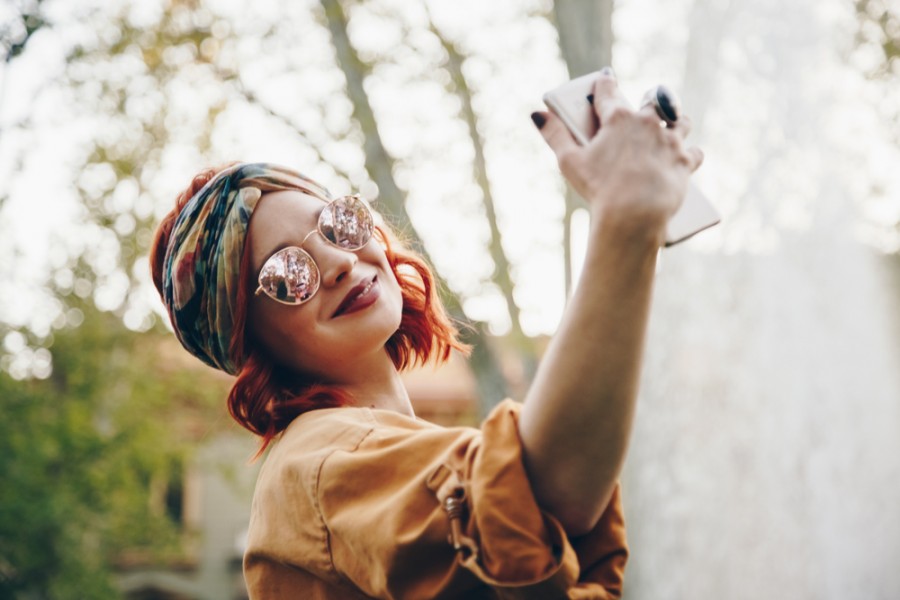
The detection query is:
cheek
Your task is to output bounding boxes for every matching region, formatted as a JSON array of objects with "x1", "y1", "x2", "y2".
[
  {"x1": 386, "y1": 274, "x2": 404, "y2": 328},
  {"x1": 365, "y1": 245, "x2": 402, "y2": 318},
  {"x1": 373, "y1": 256, "x2": 402, "y2": 321},
  {"x1": 248, "y1": 299, "x2": 315, "y2": 364}
]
